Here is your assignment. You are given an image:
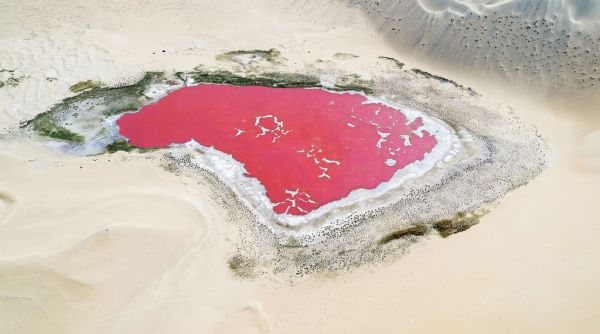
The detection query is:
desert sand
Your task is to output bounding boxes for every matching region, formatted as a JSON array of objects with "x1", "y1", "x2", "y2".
[{"x1": 1, "y1": 1, "x2": 599, "y2": 333}]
